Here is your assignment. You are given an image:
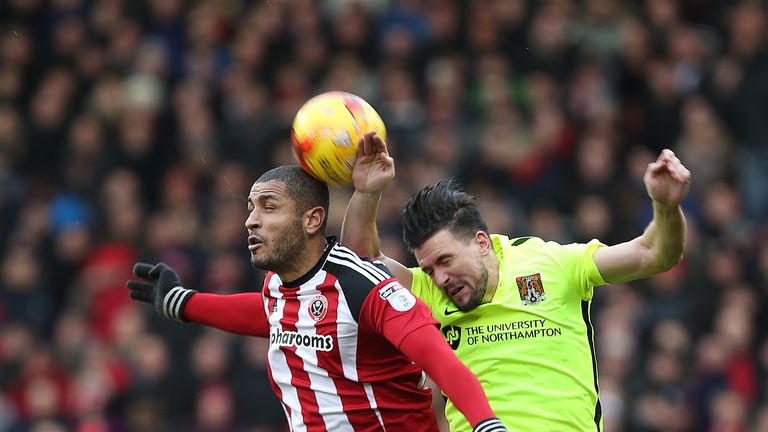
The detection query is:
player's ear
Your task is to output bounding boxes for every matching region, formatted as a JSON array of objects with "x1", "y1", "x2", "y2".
[
  {"x1": 304, "y1": 206, "x2": 325, "y2": 235},
  {"x1": 475, "y1": 231, "x2": 492, "y2": 256}
]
